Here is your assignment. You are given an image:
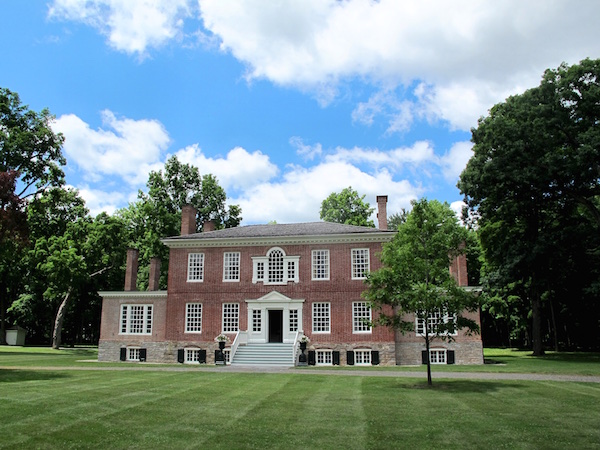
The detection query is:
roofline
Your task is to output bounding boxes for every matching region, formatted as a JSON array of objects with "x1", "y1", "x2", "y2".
[
  {"x1": 162, "y1": 231, "x2": 396, "y2": 249},
  {"x1": 99, "y1": 291, "x2": 168, "y2": 299}
]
